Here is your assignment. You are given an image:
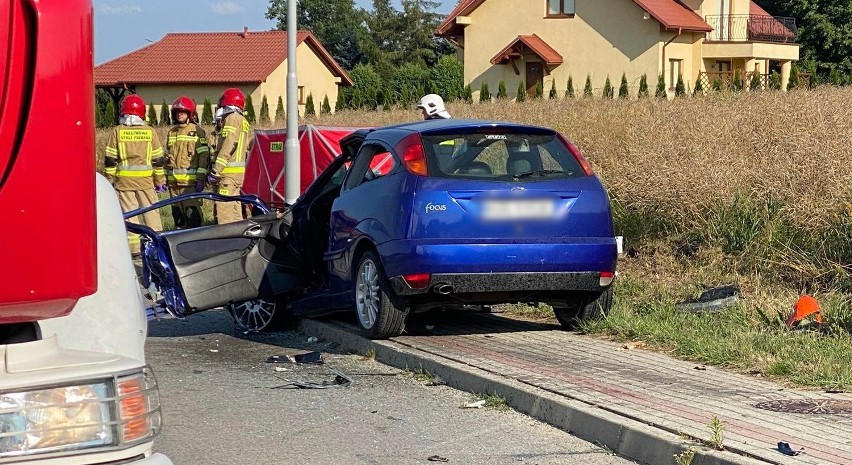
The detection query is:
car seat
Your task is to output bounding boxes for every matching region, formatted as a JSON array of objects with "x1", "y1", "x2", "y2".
[
  {"x1": 456, "y1": 161, "x2": 493, "y2": 176},
  {"x1": 506, "y1": 147, "x2": 542, "y2": 175}
]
